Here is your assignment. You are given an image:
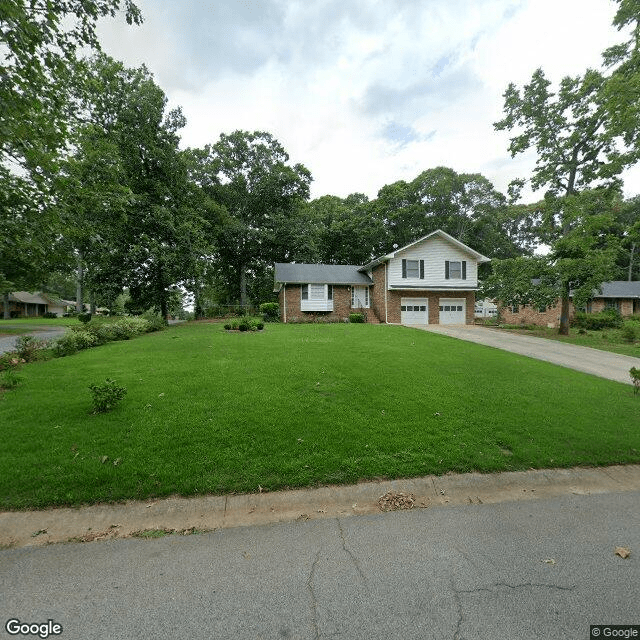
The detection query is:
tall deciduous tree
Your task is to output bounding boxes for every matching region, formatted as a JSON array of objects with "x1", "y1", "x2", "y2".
[
  {"x1": 200, "y1": 131, "x2": 312, "y2": 306},
  {"x1": 494, "y1": 58, "x2": 639, "y2": 333}
]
